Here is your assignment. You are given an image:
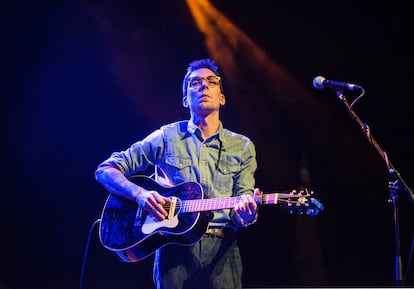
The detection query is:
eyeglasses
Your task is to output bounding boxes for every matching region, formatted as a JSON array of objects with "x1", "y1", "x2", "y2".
[{"x1": 188, "y1": 76, "x2": 221, "y2": 89}]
